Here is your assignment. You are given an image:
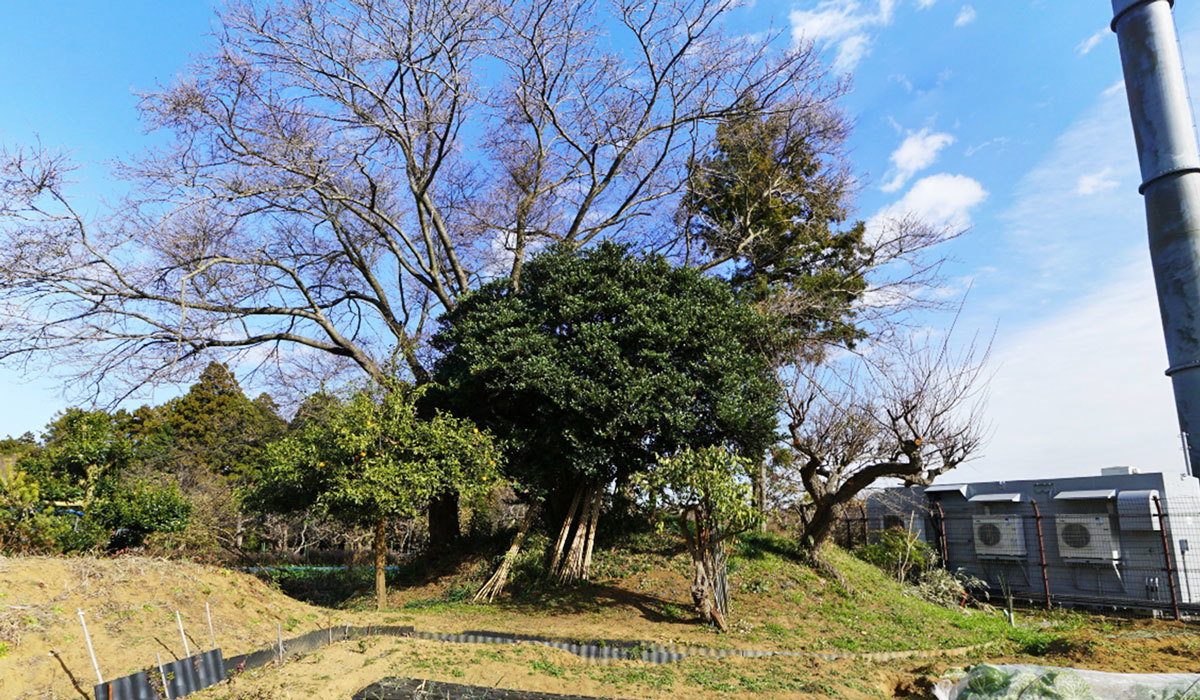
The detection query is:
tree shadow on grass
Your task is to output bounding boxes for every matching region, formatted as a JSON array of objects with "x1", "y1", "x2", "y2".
[{"x1": 503, "y1": 582, "x2": 697, "y2": 626}]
